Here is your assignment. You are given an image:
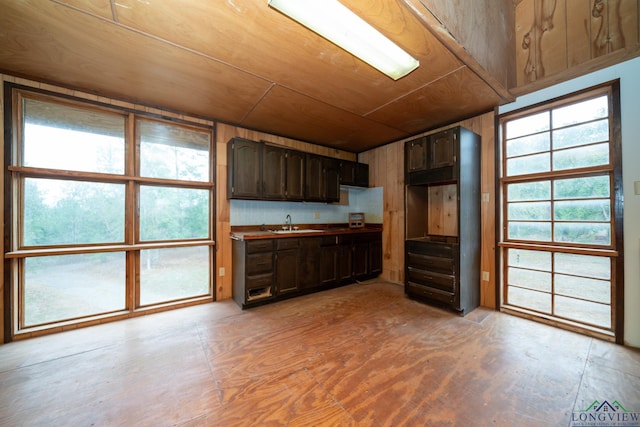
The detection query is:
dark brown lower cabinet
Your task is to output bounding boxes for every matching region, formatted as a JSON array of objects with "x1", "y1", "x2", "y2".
[
  {"x1": 298, "y1": 237, "x2": 321, "y2": 289},
  {"x1": 338, "y1": 239, "x2": 353, "y2": 282},
  {"x1": 320, "y1": 236, "x2": 339, "y2": 286},
  {"x1": 275, "y1": 238, "x2": 299, "y2": 294},
  {"x1": 405, "y1": 239, "x2": 479, "y2": 315},
  {"x1": 353, "y1": 239, "x2": 369, "y2": 278},
  {"x1": 370, "y1": 237, "x2": 383, "y2": 275},
  {"x1": 232, "y1": 239, "x2": 274, "y2": 307},
  {"x1": 232, "y1": 231, "x2": 382, "y2": 309}
]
